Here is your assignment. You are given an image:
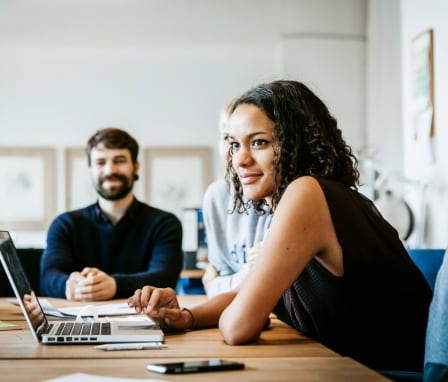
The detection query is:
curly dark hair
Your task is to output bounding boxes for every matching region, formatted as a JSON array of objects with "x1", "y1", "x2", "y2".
[{"x1": 226, "y1": 80, "x2": 359, "y2": 213}]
